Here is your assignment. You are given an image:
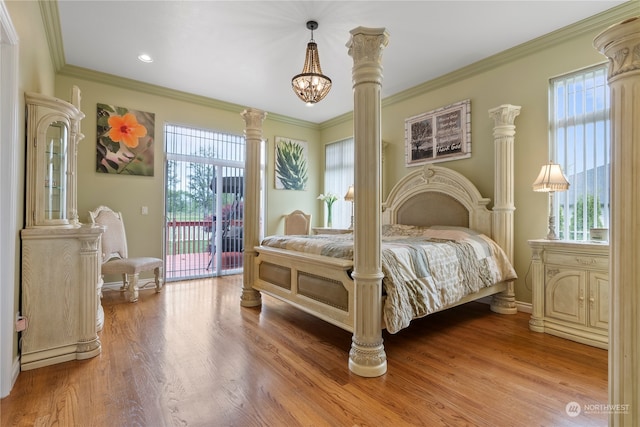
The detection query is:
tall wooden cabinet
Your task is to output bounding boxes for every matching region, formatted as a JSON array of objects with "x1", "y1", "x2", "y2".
[
  {"x1": 20, "y1": 88, "x2": 104, "y2": 370},
  {"x1": 528, "y1": 239, "x2": 609, "y2": 349}
]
